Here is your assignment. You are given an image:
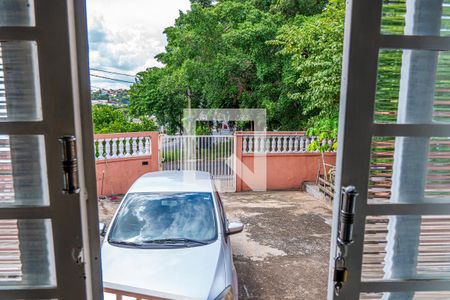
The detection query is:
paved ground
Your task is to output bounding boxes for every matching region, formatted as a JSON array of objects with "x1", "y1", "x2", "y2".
[{"x1": 98, "y1": 190, "x2": 332, "y2": 299}]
